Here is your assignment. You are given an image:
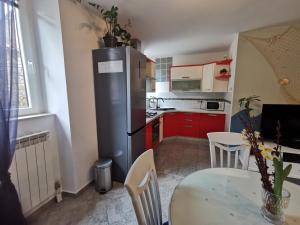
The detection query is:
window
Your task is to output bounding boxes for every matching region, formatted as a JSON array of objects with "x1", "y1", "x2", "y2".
[
  {"x1": 3, "y1": 1, "x2": 32, "y2": 112},
  {"x1": 16, "y1": 14, "x2": 31, "y2": 109},
  {"x1": 15, "y1": 1, "x2": 45, "y2": 115}
]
